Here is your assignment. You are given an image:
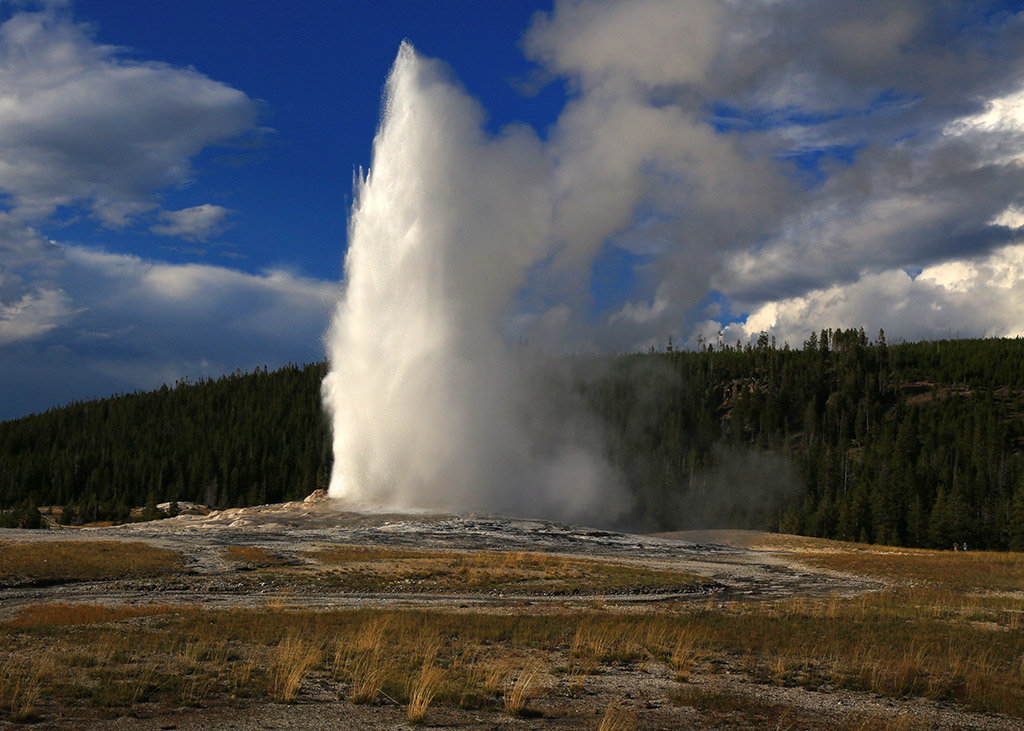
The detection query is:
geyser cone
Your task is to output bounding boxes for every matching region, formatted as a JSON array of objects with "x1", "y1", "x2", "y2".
[{"x1": 322, "y1": 42, "x2": 625, "y2": 522}]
